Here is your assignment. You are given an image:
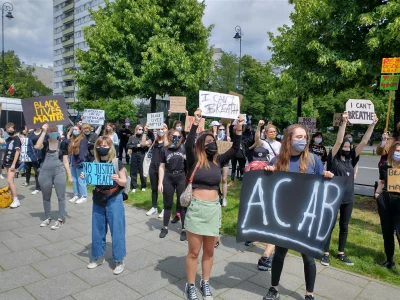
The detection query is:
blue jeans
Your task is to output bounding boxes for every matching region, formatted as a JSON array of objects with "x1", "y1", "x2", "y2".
[
  {"x1": 17, "y1": 162, "x2": 25, "y2": 172},
  {"x1": 91, "y1": 192, "x2": 126, "y2": 262},
  {"x1": 71, "y1": 166, "x2": 87, "y2": 197}
]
